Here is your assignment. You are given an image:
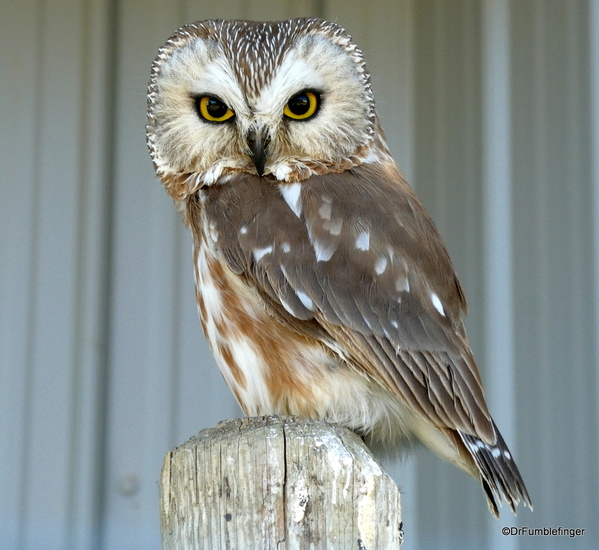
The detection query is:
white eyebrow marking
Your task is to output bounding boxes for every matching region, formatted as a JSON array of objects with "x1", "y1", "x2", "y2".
[
  {"x1": 374, "y1": 256, "x2": 388, "y2": 275},
  {"x1": 295, "y1": 290, "x2": 315, "y2": 311},
  {"x1": 355, "y1": 231, "x2": 370, "y2": 251},
  {"x1": 431, "y1": 292, "x2": 445, "y2": 316},
  {"x1": 253, "y1": 246, "x2": 273, "y2": 261},
  {"x1": 279, "y1": 182, "x2": 302, "y2": 218}
]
